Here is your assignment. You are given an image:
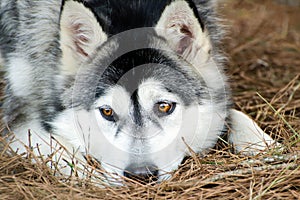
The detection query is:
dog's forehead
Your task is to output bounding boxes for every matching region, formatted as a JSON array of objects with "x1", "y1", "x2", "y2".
[
  {"x1": 95, "y1": 47, "x2": 205, "y2": 103},
  {"x1": 94, "y1": 78, "x2": 173, "y2": 108}
]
